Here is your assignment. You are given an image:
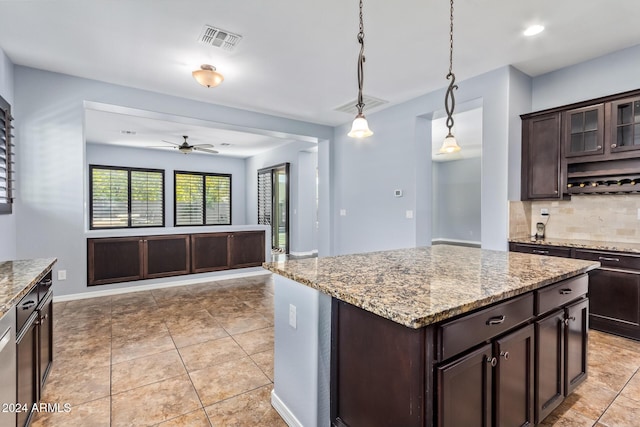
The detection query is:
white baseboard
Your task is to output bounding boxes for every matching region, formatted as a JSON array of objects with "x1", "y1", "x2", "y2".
[
  {"x1": 431, "y1": 238, "x2": 481, "y2": 248},
  {"x1": 53, "y1": 270, "x2": 271, "y2": 302},
  {"x1": 271, "y1": 389, "x2": 303, "y2": 427},
  {"x1": 289, "y1": 249, "x2": 318, "y2": 256}
]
